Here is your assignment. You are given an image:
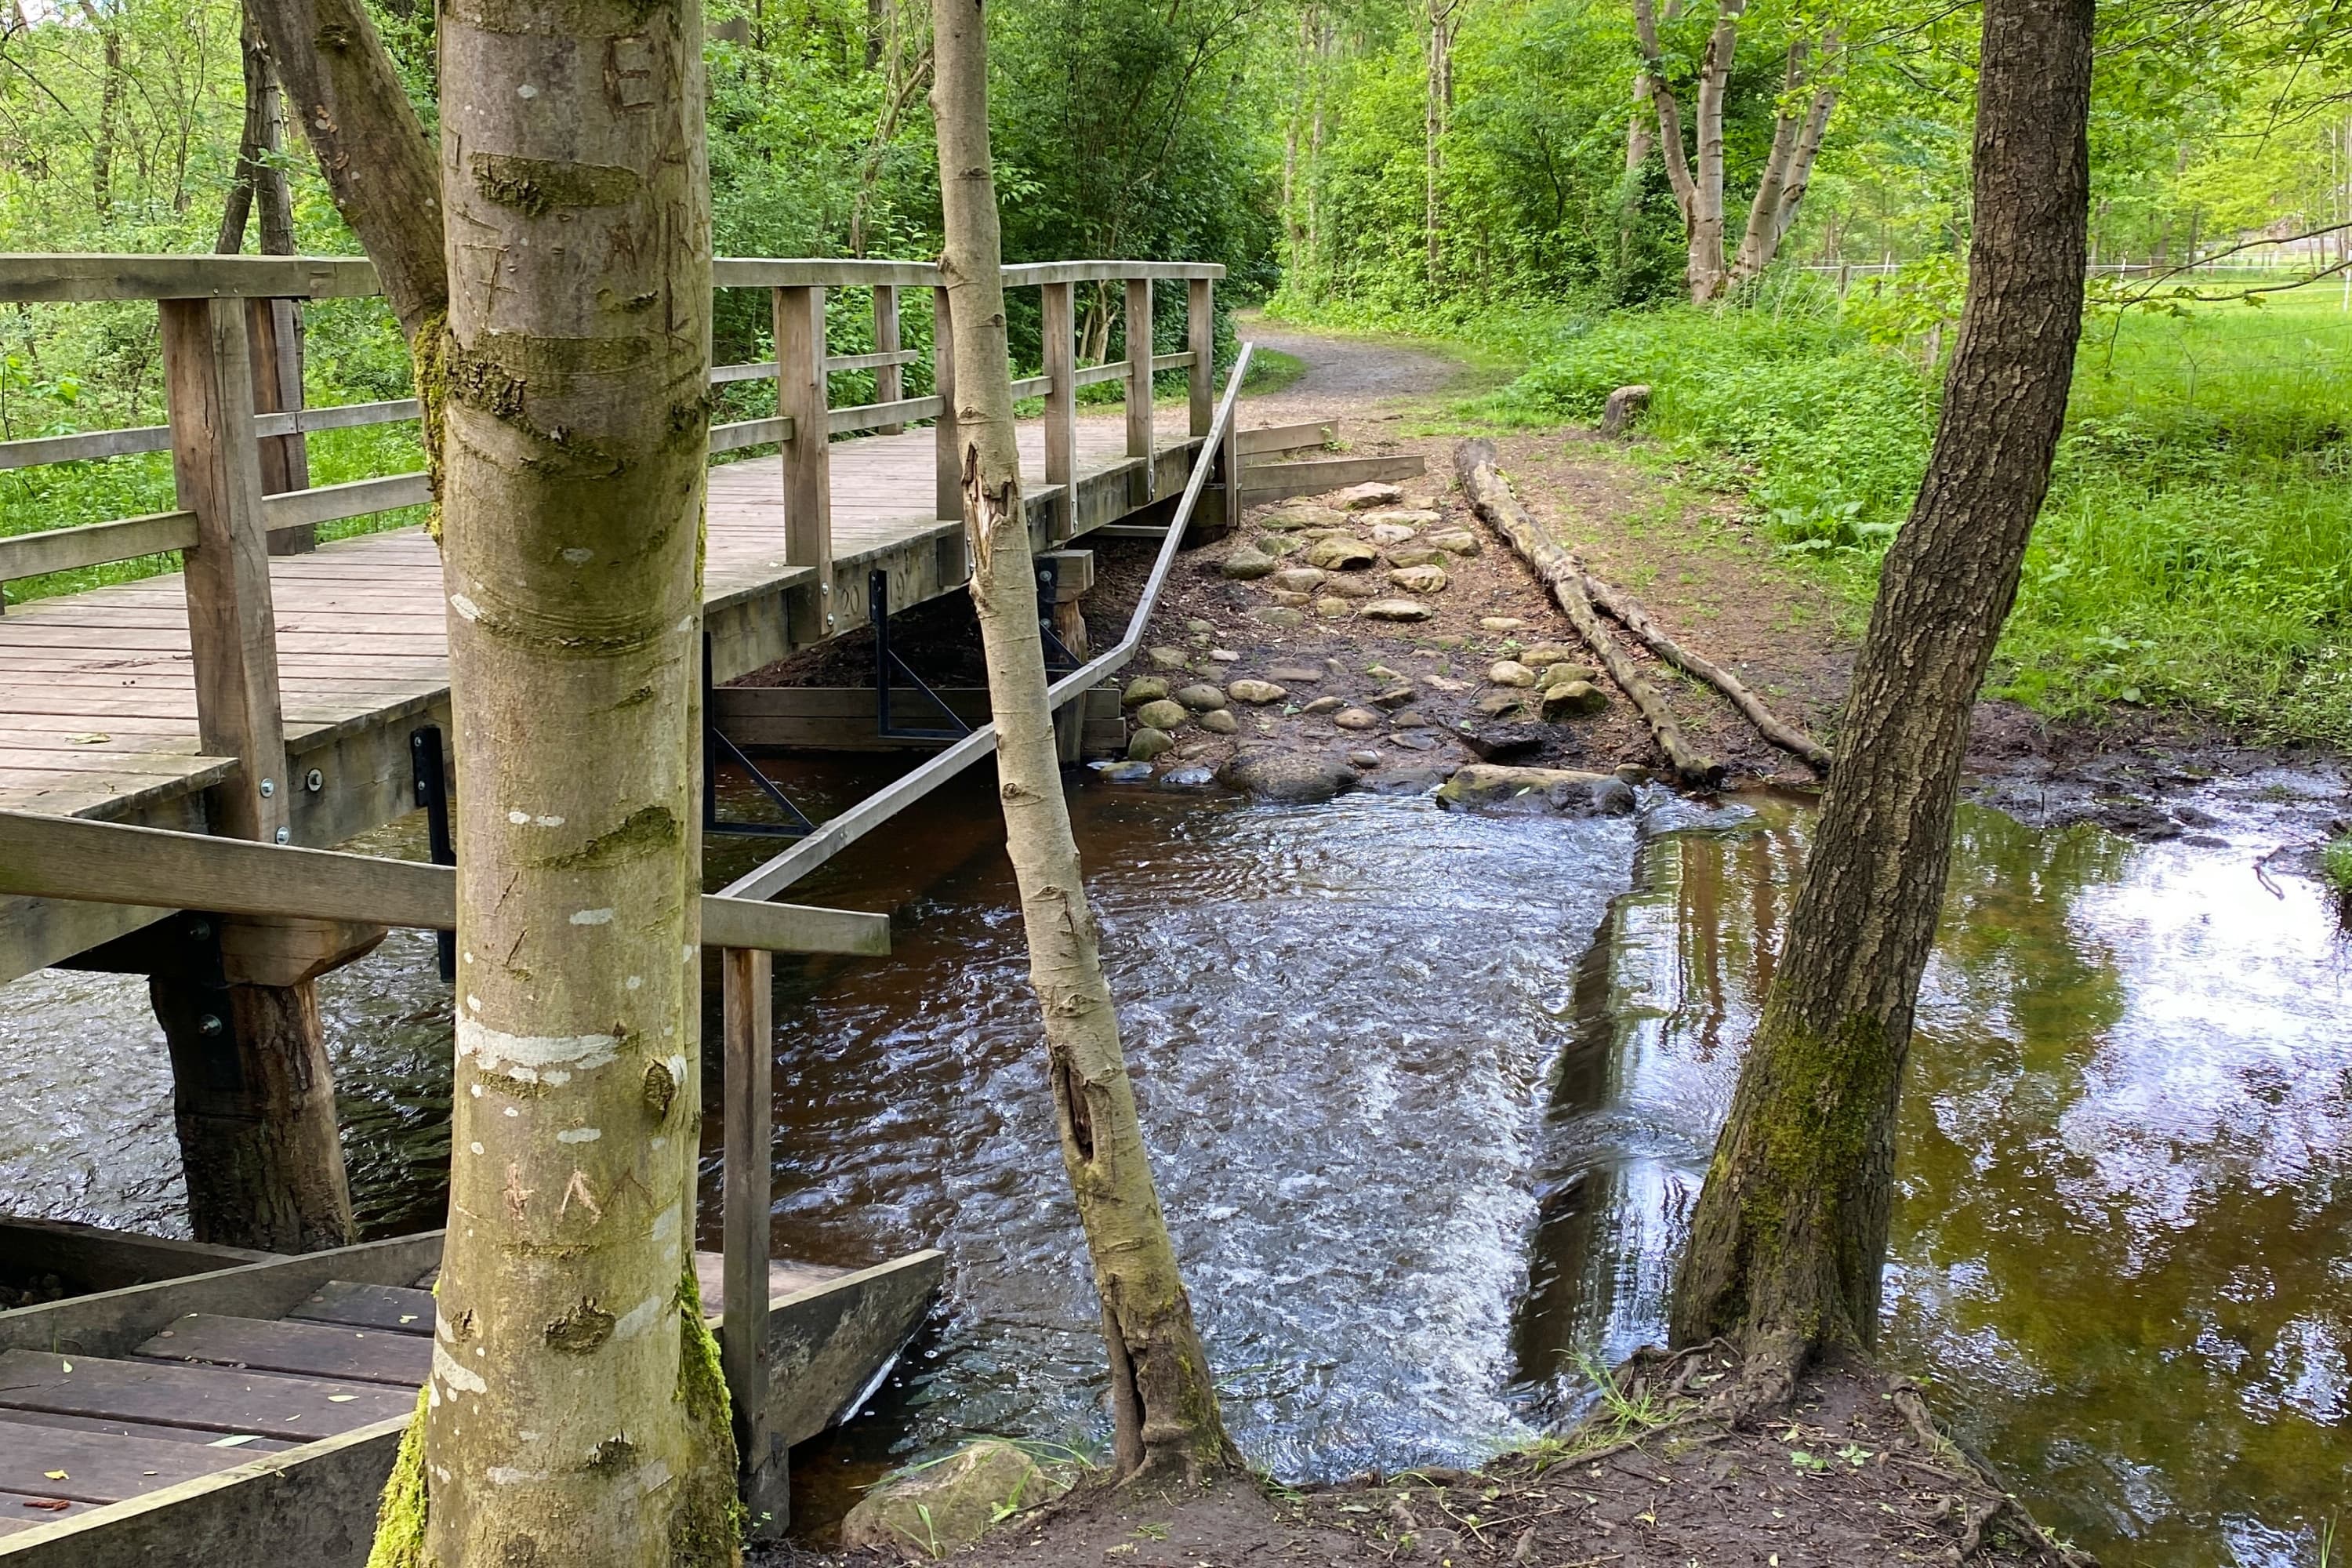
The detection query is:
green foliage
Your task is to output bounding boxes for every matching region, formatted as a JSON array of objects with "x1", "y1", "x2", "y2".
[
  {"x1": 2319, "y1": 838, "x2": 2352, "y2": 895},
  {"x1": 363, "y1": 1388, "x2": 430, "y2": 1568},
  {"x1": 1475, "y1": 281, "x2": 2352, "y2": 747}
]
